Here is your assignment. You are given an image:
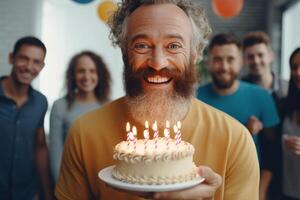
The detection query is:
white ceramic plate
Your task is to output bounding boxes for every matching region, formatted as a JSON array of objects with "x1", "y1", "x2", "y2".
[{"x1": 98, "y1": 165, "x2": 205, "y2": 192}]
